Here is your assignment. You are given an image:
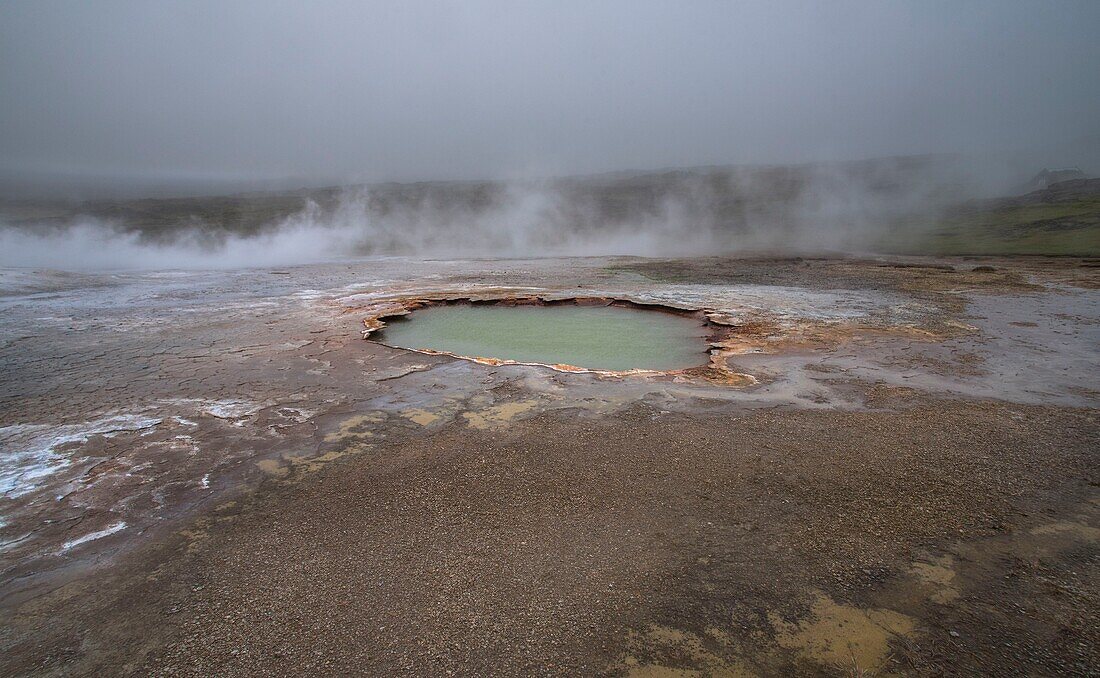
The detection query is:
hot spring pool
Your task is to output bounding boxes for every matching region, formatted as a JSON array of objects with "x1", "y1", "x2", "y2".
[{"x1": 375, "y1": 304, "x2": 711, "y2": 371}]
